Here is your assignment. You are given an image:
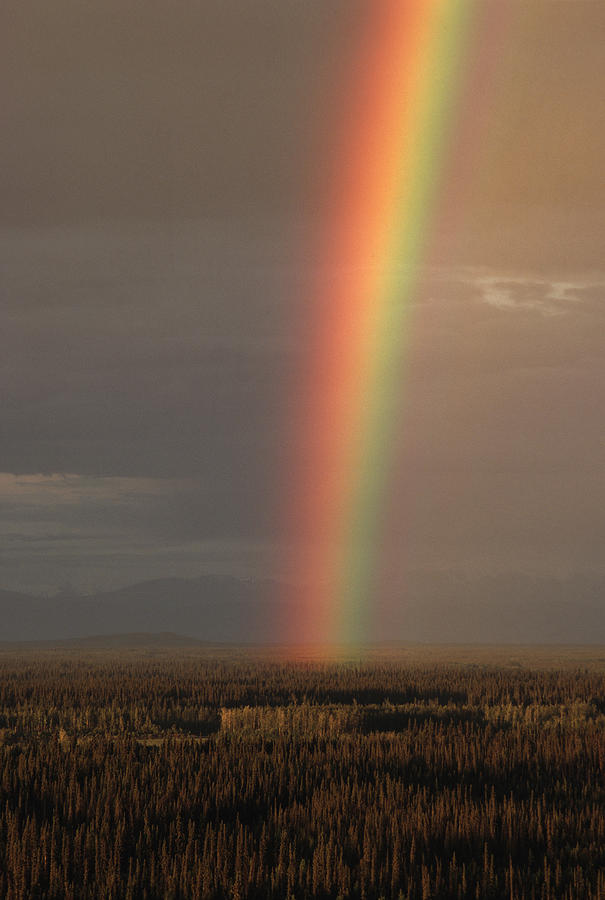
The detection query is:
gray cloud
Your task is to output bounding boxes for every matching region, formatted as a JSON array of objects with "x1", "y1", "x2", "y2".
[
  {"x1": 0, "y1": 473, "x2": 273, "y2": 593},
  {"x1": 2, "y1": 218, "x2": 605, "y2": 593},
  {"x1": 465, "y1": 272, "x2": 605, "y2": 315}
]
